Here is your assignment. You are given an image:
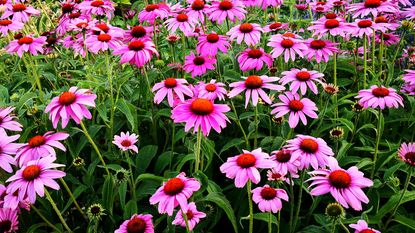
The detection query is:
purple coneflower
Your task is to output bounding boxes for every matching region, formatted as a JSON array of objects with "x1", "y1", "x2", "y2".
[
  {"x1": 197, "y1": 79, "x2": 227, "y2": 101},
  {"x1": 267, "y1": 34, "x2": 308, "y2": 62},
  {"x1": 152, "y1": 78, "x2": 193, "y2": 107},
  {"x1": 356, "y1": 85, "x2": 403, "y2": 109},
  {"x1": 114, "y1": 214, "x2": 154, "y2": 233},
  {"x1": 237, "y1": 48, "x2": 273, "y2": 72},
  {"x1": 0, "y1": 107, "x2": 22, "y2": 132},
  {"x1": 280, "y1": 68, "x2": 324, "y2": 95},
  {"x1": 304, "y1": 38, "x2": 339, "y2": 63},
  {"x1": 165, "y1": 13, "x2": 198, "y2": 35},
  {"x1": 183, "y1": 52, "x2": 216, "y2": 78},
  {"x1": 2, "y1": 2, "x2": 40, "y2": 23},
  {"x1": 196, "y1": 32, "x2": 230, "y2": 56},
  {"x1": 347, "y1": 0, "x2": 397, "y2": 18},
  {"x1": 227, "y1": 22, "x2": 263, "y2": 46},
  {"x1": 206, "y1": 0, "x2": 247, "y2": 24},
  {"x1": 112, "y1": 132, "x2": 139, "y2": 153},
  {"x1": 349, "y1": 220, "x2": 380, "y2": 233},
  {"x1": 252, "y1": 185, "x2": 288, "y2": 213},
  {"x1": 113, "y1": 39, "x2": 158, "y2": 68},
  {"x1": 6, "y1": 35, "x2": 46, "y2": 57},
  {"x1": 172, "y1": 202, "x2": 206, "y2": 230}
]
